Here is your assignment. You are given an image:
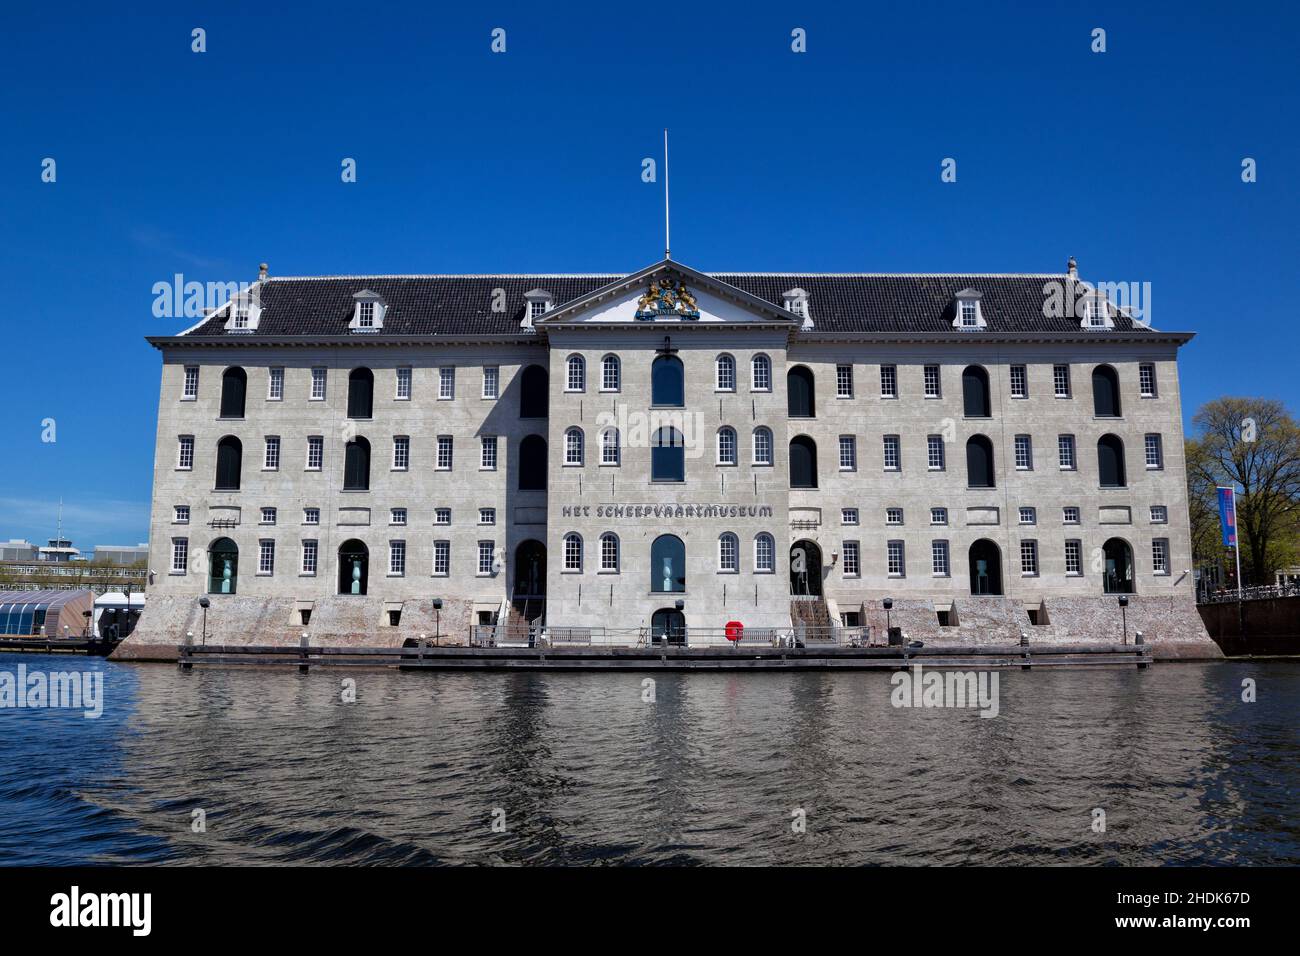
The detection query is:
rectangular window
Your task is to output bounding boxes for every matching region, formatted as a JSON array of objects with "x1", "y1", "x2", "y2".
[
  {"x1": 260, "y1": 507, "x2": 276, "y2": 525},
  {"x1": 358, "y1": 301, "x2": 375, "y2": 327},
  {"x1": 264, "y1": 436, "x2": 280, "y2": 471},
  {"x1": 439, "y1": 367, "x2": 455, "y2": 400},
  {"x1": 177, "y1": 436, "x2": 194, "y2": 470},
  {"x1": 841, "y1": 507, "x2": 859, "y2": 526},
  {"x1": 1152, "y1": 538, "x2": 1170, "y2": 574},
  {"x1": 879, "y1": 365, "x2": 897, "y2": 398},
  {"x1": 389, "y1": 541, "x2": 406, "y2": 576},
  {"x1": 836, "y1": 364, "x2": 854, "y2": 398},
  {"x1": 1063, "y1": 506, "x2": 1080, "y2": 524},
  {"x1": 390, "y1": 507, "x2": 407, "y2": 526},
  {"x1": 301, "y1": 540, "x2": 318, "y2": 575},
  {"x1": 887, "y1": 540, "x2": 905, "y2": 577},
  {"x1": 930, "y1": 507, "x2": 948, "y2": 525},
  {"x1": 182, "y1": 366, "x2": 199, "y2": 400},
  {"x1": 719, "y1": 534, "x2": 738, "y2": 572},
  {"x1": 173, "y1": 505, "x2": 190, "y2": 524},
  {"x1": 479, "y1": 508, "x2": 496, "y2": 525},
  {"x1": 481, "y1": 435, "x2": 498, "y2": 470},
  {"x1": 960, "y1": 300, "x2": 978, "y2": 326},
  {"x1": 1019, "y1": 506, "x2": 1036, "y2": 525},
  {"x1": 310, "y1": 367, "x2": 327, "y2": 400},
  {"x1": 932, "y1": 540, "x2": 950, "y2": 576},
  {"x1": 1015, "y1": 434, "x2": 1033, "y2": 470},
  {"x1": 839, "y1": 435, "x2": 857, "y2": 471},
  {"x1": 436, "y1": 436, "x2": 453, "y2": 470},
  {"x1": 435, "y1": 508, "x2": 451, "y2": 525},
  {"x1": 171, "y1": 538, "x2": 188, "y2": 573},
  {"x1": 268, "y1": 367, "x2": 284, "y2": 401},
  {"x1": 433, "y1": 541, "x2": 450, "y2": 576},
  {"x1": 883, "y1": 435, "x2": 900, "y2": 471},
  {"x1": 1009, "y1": 365, "x2": 1027, "y2": 399},
  {"x1": 1020, "y1": 540, "x2": 1039, "y2": 576},
  {"x1": 306, "y1": 436, "x2": 323, "y2": 470},
  {"x1": 303, "y1": 507, "x2": 320, "y2": 525},
  {"x1": 1053, "y1": 364, "x2": 1071, "y2": 398},
  {"x1": 393, "y1": 436, "x2": 410, "y2": 470},
  {"x1": 482, "y1": 366, "x2": 499, "y2": 399},
  {"x1": 1139, "y1": 363, "x2": 1157, "y2": 398},
  {"x1": 395, "y1": 367, "x2": 412, "y2": 400},
  {"x1": 923, "y1": 364, "x2": 941, "y2": 398},
  {"x1": 1150, "y1": 505, "x2": 1168, "y2": 523},
  {"x1": 1058, "y1": 434, "x2": 1076, "y2": 470},
  {"x1": 478, "y1": 541, "x2": 495, "y2": 575},
  {"x1": 886, "y1": 507, "x2": 903, "y2": 525},
  {"x1": 258, "y1": 539, "x2": 275, "y2": 575},
  {"x1": 842, "y1": 541, "x2": 860, "y2": 576},
  {"x1": 1145, "y1": 434, "x2": 1164, "y2": 469},
  {"x1": 927, "y1": 435, "x2": 945, "y2": 470},
  {"x1": 1065, "y1": 540, "x2": 1082, "y2": 575}
]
